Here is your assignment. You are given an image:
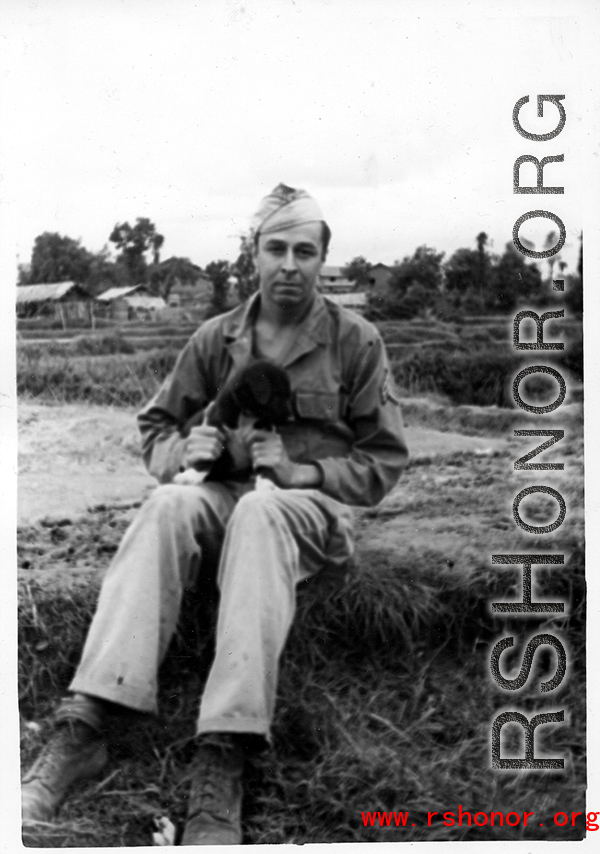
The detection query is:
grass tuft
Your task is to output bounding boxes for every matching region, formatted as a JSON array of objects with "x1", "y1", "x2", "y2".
[{"x1": 18, "y1": 500, "x2": 585, "y2": 845}]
